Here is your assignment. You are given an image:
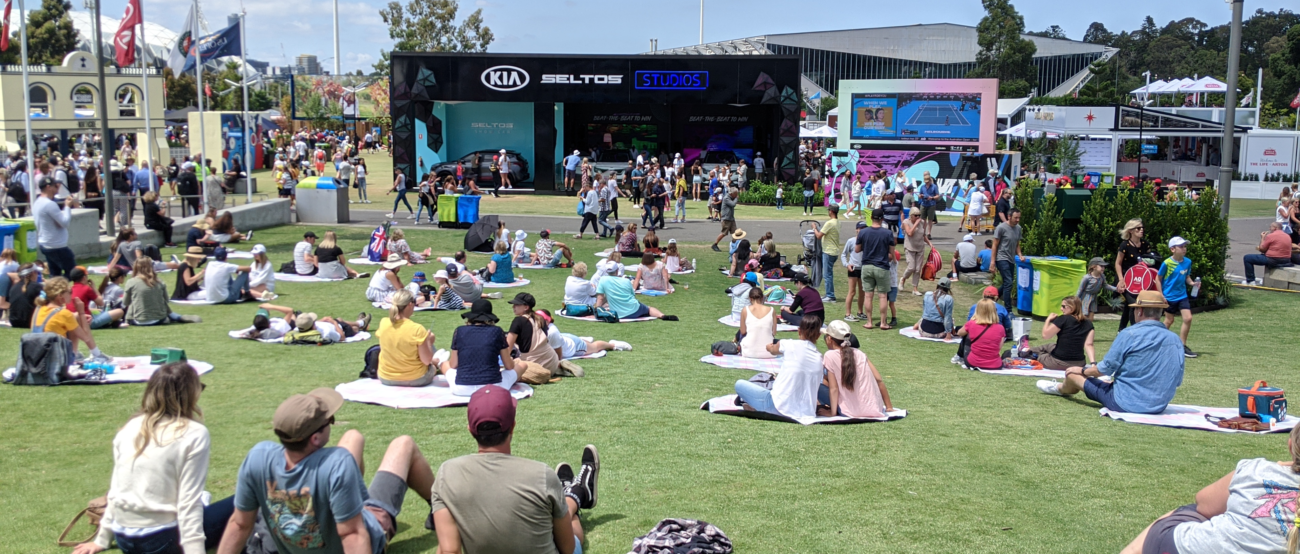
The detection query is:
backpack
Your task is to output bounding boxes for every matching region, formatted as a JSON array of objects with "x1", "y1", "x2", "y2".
[
  {"x1": 282, "y1": 329, "x2": 328, "y2": 345},
  {"x1": 593, "y1": 306, "x2": 619, "y2": 323},
  {"x1": 13, "y1": 308, "x2": 75, "y2": 386},
  {"x1": 359, "y1": 344, "x2": 381, "y2": 379},
  {"x1": 563, "y1": 304, "x2": 594, "y2": 317},
  {"x1": 61, "y1": 169, "x2": 81, "y2": 194},
  {"x1": 112, "y1": 170, "x2": 131, "y2": 194}
]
